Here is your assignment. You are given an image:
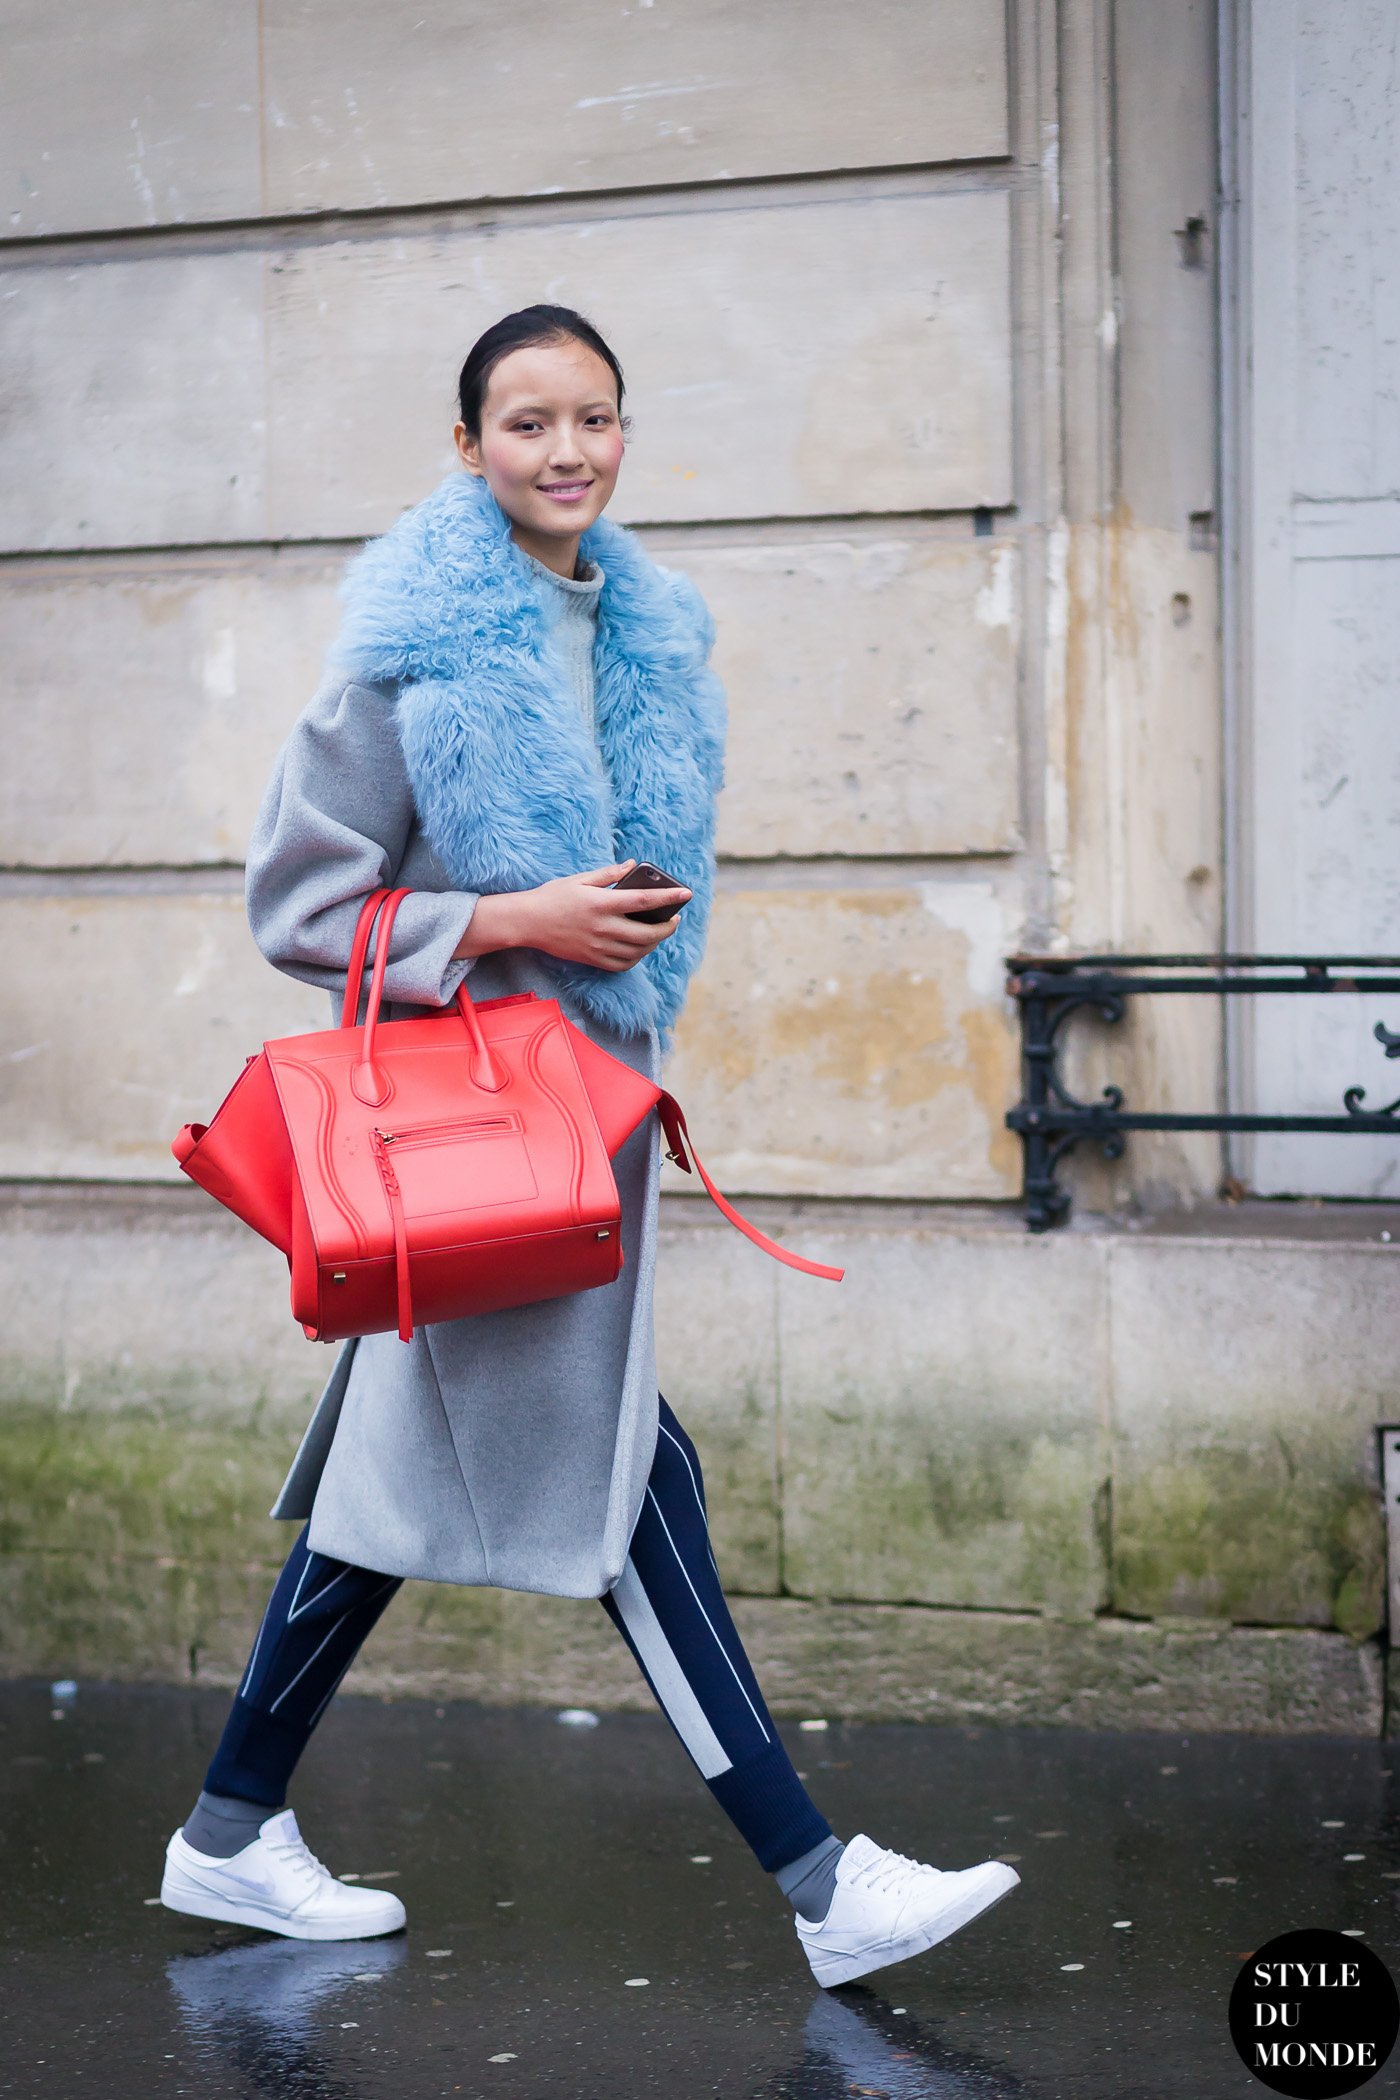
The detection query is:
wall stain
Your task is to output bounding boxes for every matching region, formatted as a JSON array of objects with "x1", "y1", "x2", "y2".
[
  {"x1": 675, "y1": 894, "x2": 1018, "y2": 1148},
  {"x1": 960, "y1": 1003, "x2": 1021, "y2": 1183},
  {"x1": 1113, "y1": 1451, "x2": 1384, "y2": 1639}
]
